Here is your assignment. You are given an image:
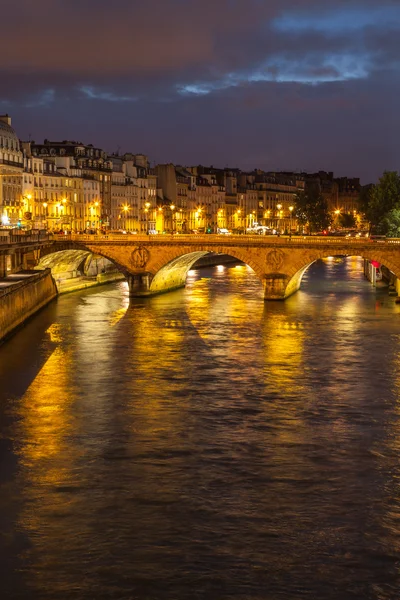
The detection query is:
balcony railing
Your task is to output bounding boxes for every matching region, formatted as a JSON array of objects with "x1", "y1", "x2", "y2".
[{"x1": 0, "y1": 158, "x2": 24, "y2": 168}]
